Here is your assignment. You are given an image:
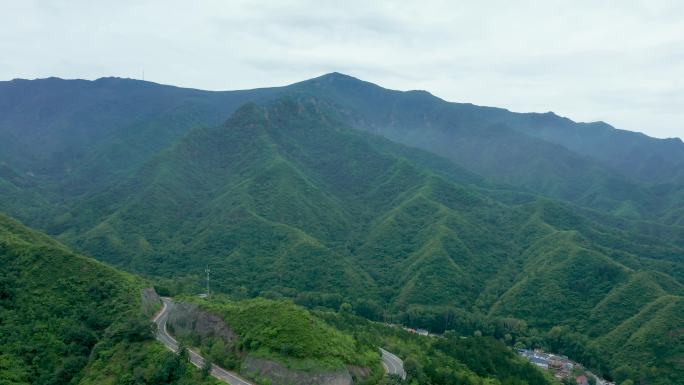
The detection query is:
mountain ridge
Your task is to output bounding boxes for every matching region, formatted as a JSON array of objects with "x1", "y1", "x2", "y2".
[
  {"x1": 7, "y1": 72, "x2": 680, "y2": 140},
  {"x1": 1, "y1": 75, "x2": 683, "y2": 384}
]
